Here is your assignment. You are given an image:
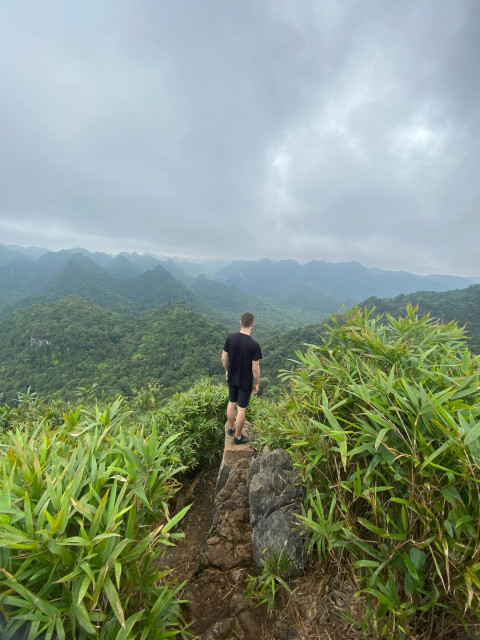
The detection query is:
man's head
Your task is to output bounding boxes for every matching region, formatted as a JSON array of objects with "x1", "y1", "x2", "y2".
[{"x1": 241, "y1": 312, "x2": 254, "y2": 328}]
